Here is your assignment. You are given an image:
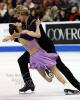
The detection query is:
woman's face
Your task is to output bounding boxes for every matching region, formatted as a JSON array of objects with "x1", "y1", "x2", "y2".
[
  {"x1": 15, "y1": 23, "x2": 22, "y2": 26},
  {"x1": 15, "y1": 23, "x2": 22, "y2": 29}
]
